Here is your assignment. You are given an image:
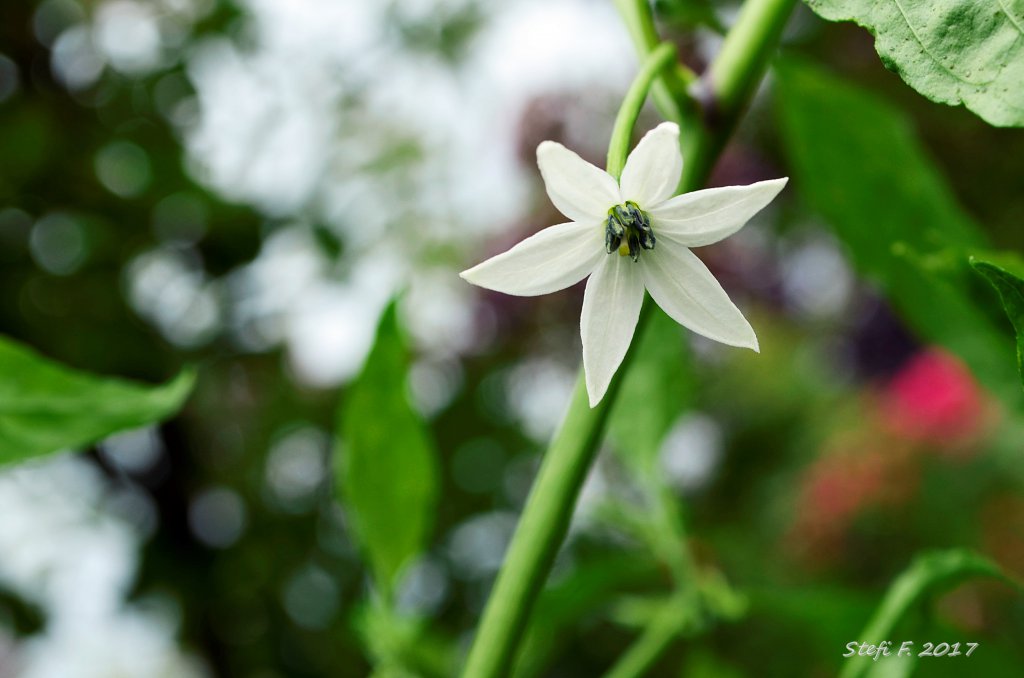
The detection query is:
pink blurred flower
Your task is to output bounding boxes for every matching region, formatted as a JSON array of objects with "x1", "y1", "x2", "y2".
[
  {"x1": 787, "y1": 429, "x2": 916, "y2": 567},
  {"x1": 881, "y1": 348, "x2": 995, "y2": 451}
]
